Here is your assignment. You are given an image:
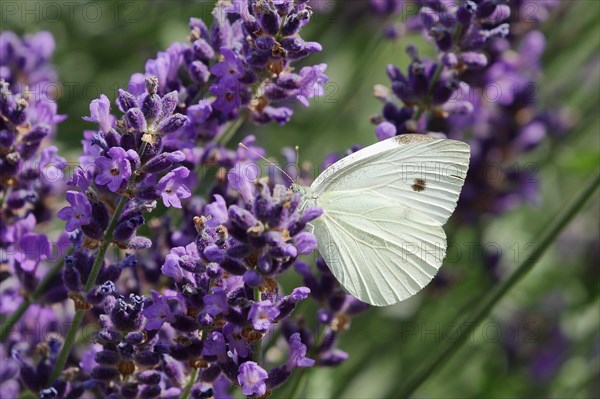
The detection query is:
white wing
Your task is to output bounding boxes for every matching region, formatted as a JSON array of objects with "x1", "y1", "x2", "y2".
[
  {"x1": 311, "y1": 135, "x2": 470, "y2": 225},
  {"x1": 311, "y1": 191, "x2": 447, "y2": 306},
  {"x1": 308, "y1": 135, "x2": 470, "y2": 306}
]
